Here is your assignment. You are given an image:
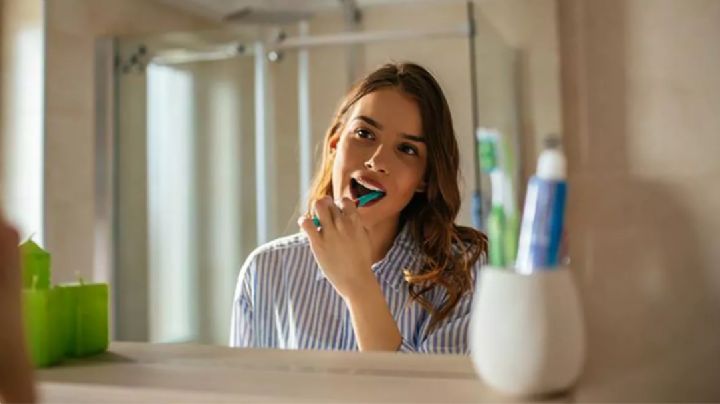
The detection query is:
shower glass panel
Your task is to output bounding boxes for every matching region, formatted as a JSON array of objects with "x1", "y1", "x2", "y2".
[{"x1": 115, "y1": 32, "x2": 259, "y2": 344}]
